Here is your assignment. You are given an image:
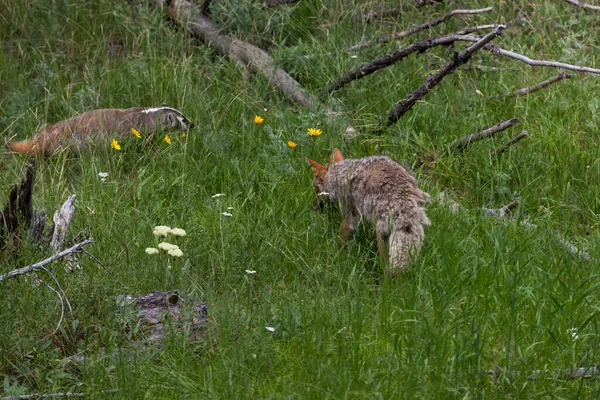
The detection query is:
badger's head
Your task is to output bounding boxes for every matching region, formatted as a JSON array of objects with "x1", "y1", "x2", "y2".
[{"x1": 142, "y1": 106, "x2": 195, "y2": 131}]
